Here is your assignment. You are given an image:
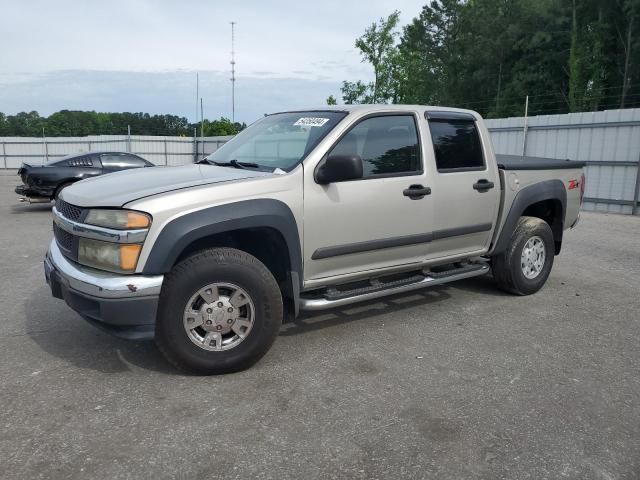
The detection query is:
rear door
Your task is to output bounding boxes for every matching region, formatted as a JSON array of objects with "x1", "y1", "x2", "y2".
[{"x1": 424, "y1": 111, "x2": 500, "y2": 258}]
